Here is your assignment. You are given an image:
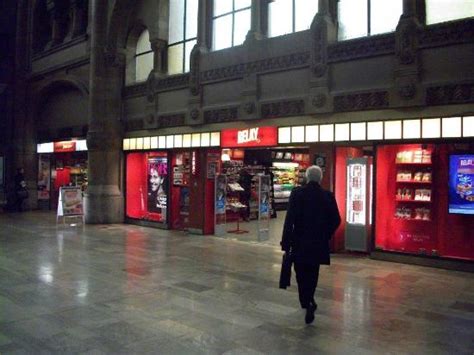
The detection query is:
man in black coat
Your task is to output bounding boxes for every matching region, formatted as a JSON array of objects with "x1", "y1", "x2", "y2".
[{"x1": 281, "y1": 165, "x2": 341, "y2": 324}]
